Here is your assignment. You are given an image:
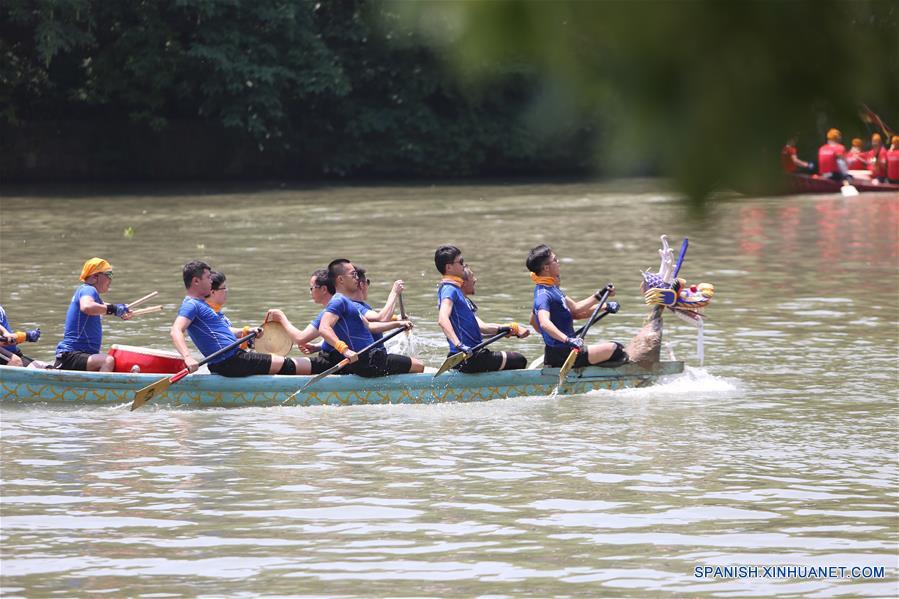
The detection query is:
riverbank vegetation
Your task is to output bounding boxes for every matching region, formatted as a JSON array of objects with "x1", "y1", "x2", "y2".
[{"x1": 2, "y1": 0, "x2": 895, "y2": 201}]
